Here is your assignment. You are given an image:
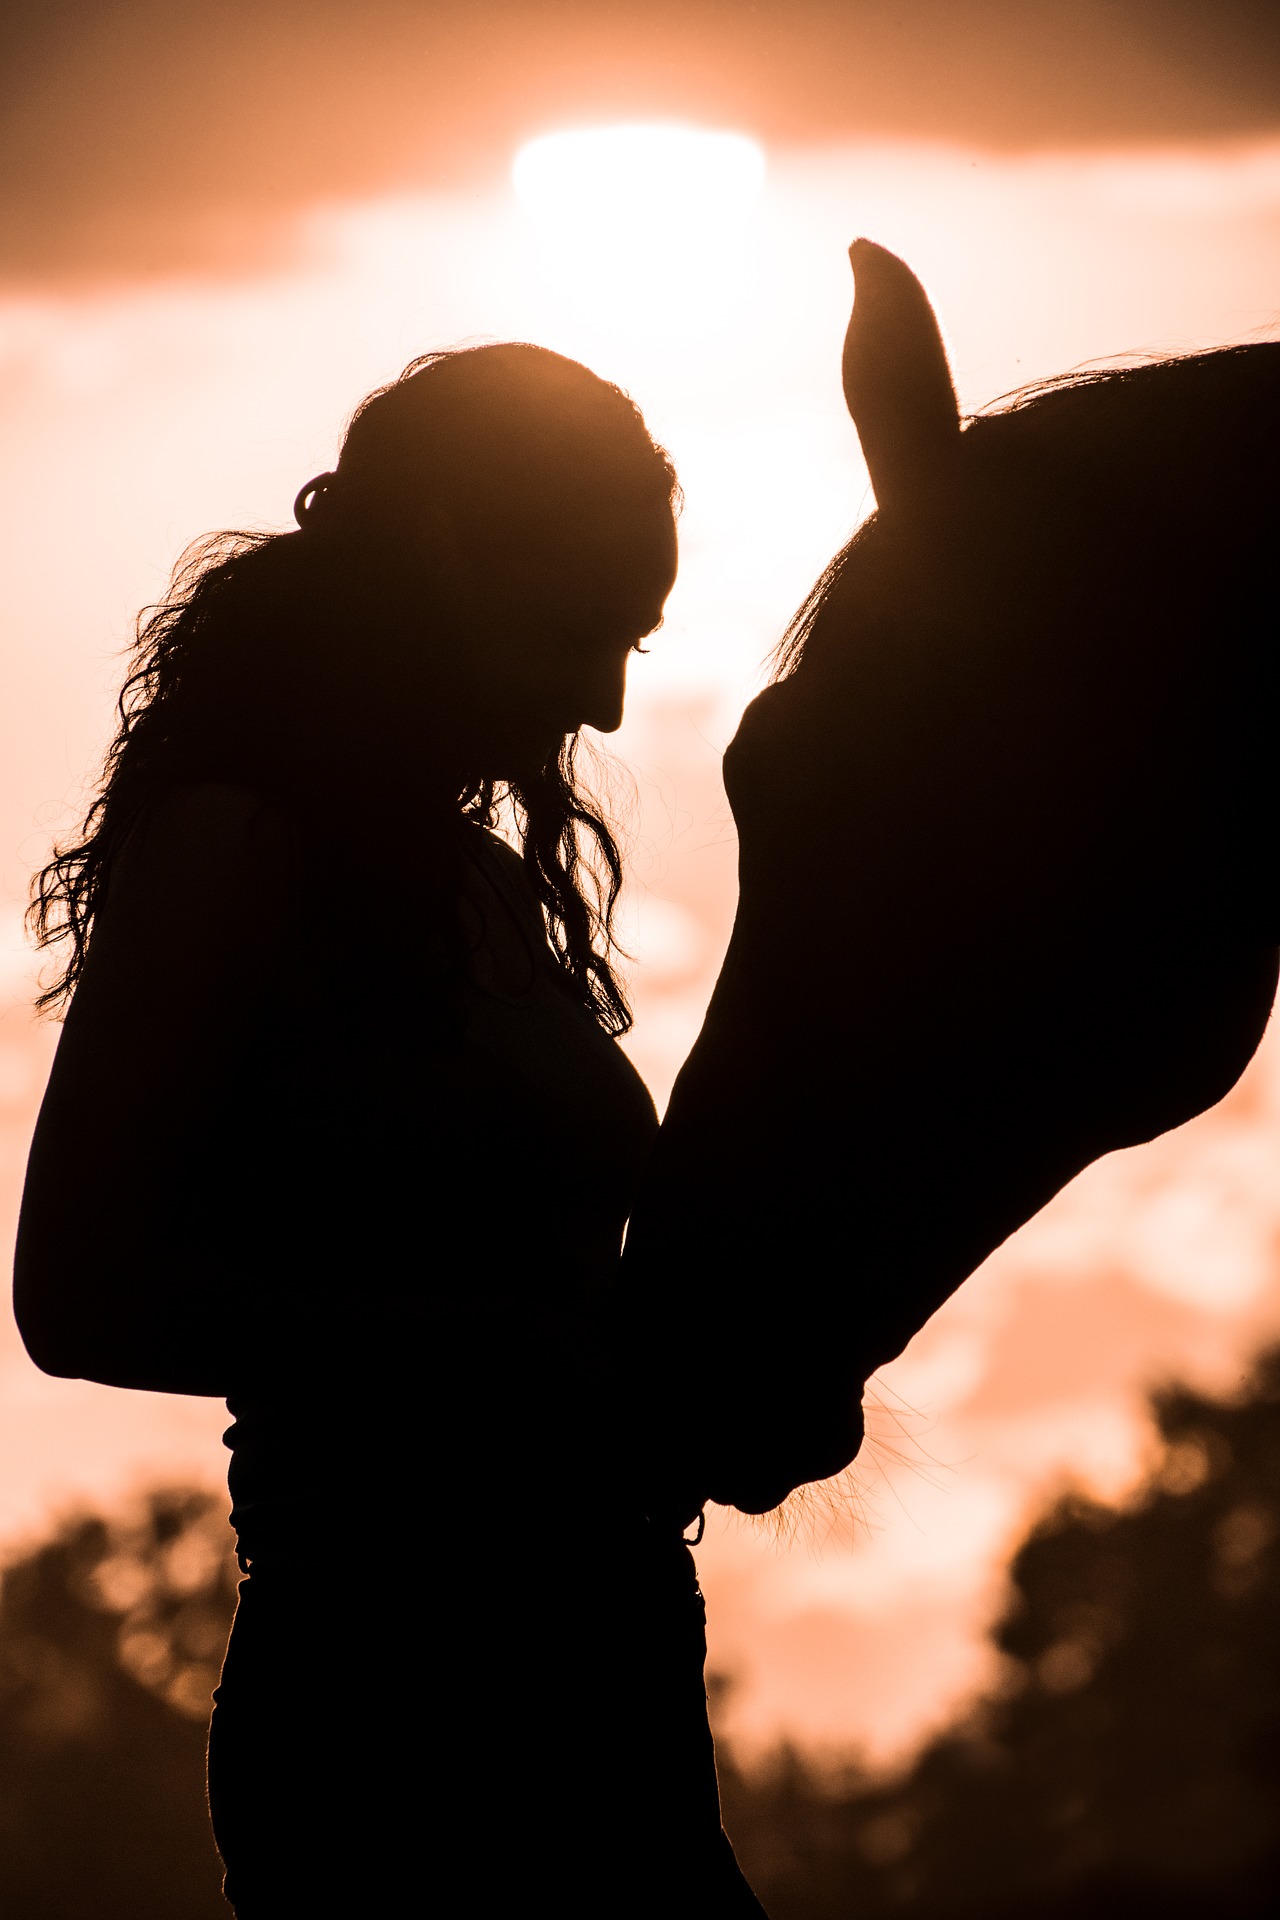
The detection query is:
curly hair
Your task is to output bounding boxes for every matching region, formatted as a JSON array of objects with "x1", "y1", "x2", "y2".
[{"x1": 31, "y1": 343, "x2": 680, "y2": 1034}]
